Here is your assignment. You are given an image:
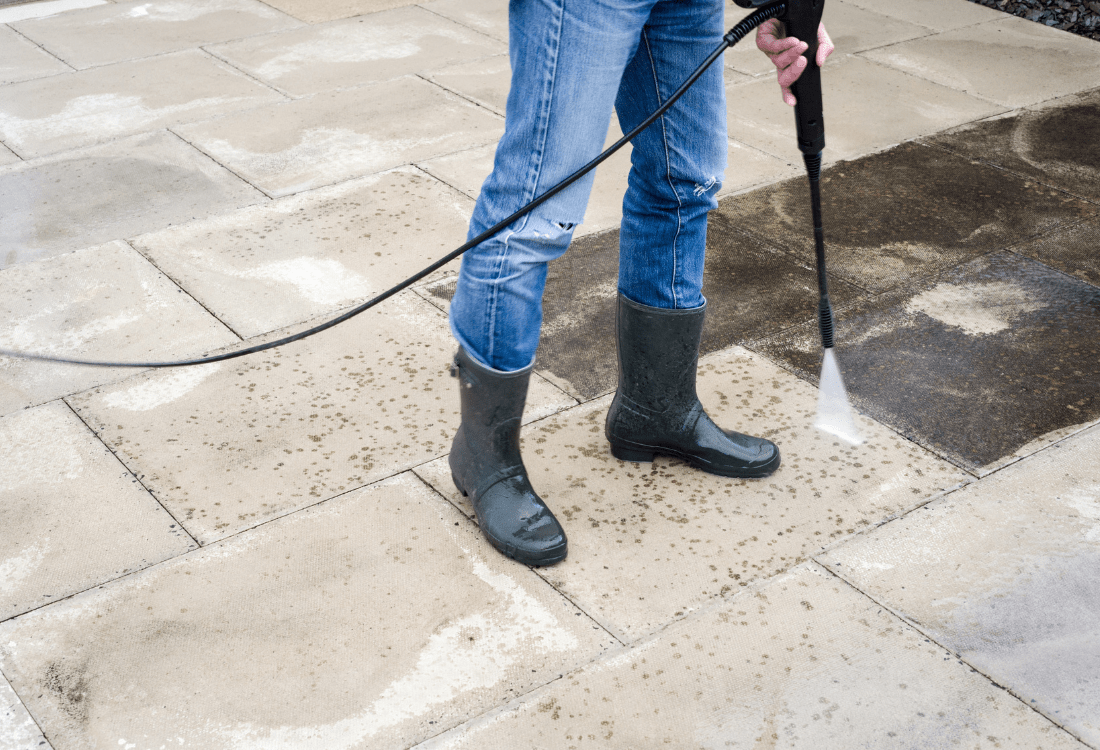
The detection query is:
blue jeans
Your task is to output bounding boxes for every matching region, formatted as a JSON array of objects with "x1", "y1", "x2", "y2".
[{"x1": 449, "y1": 0, "x2": 728, "y2": 372}]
